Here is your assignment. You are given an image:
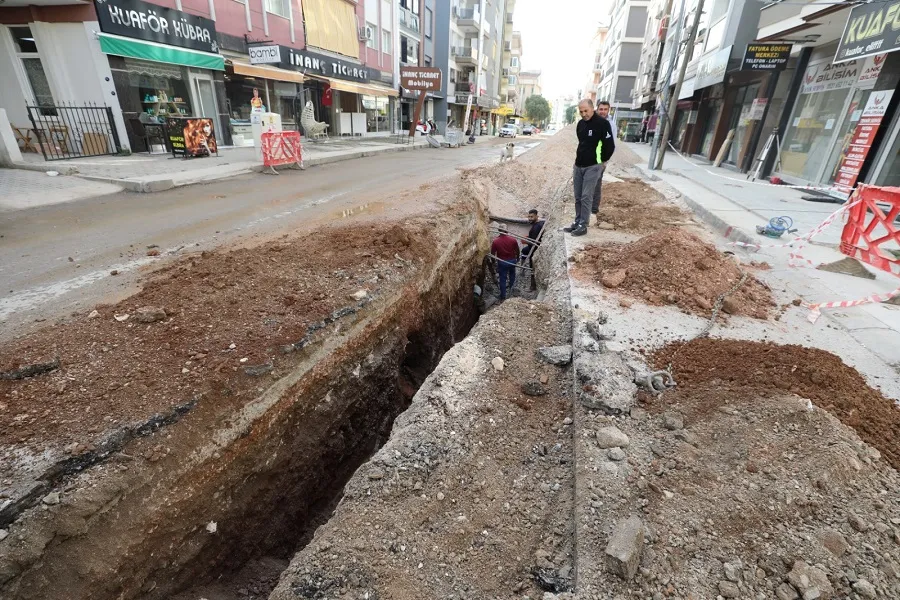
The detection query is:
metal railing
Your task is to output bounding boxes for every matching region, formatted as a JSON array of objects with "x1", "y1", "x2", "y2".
[
  {"x1": 451, "y1": 46, "x2": 478, "y2": 60},
  {"x1": 27, "y1": 102, "x2": 121, "y2": 161}
]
